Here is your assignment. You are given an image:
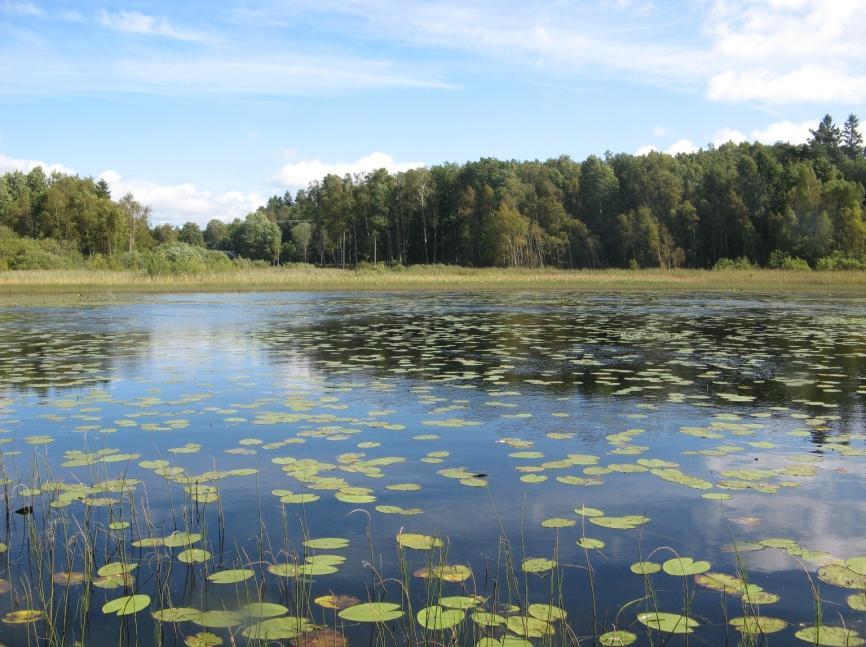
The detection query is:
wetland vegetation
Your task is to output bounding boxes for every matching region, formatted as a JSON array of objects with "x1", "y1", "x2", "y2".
[{"x1": 0, "y1": 291, "x2": 863, "y2": 646}]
